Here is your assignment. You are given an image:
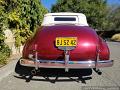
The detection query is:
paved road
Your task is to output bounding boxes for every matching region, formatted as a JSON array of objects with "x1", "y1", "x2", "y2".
[{"x1": 0, "y1": 42, "x2": 120, "y2": 90}]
